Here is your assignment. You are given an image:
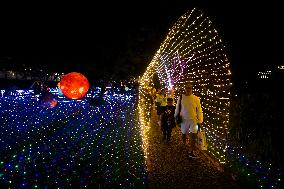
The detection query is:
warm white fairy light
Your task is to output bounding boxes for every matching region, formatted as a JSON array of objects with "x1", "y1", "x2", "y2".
[
  {"x1": 139, "y1": 7, "x2": 232, "y2": 164},
  {"x1": 257, "y1": 70, "x2": 272, "y2": 79}
]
